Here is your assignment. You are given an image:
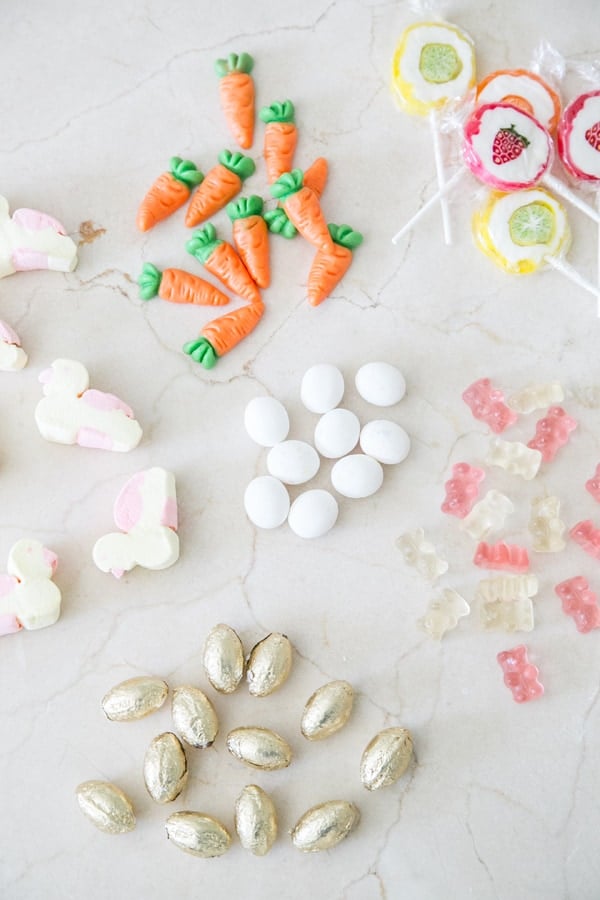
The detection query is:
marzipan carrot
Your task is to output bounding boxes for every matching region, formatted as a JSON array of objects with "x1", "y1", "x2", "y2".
[
  {"x1": 215, "y1": 52, "x2": 255, "y2": 149},
  {"x1": 186, "y1": 222, "x2": 261, "y2": 303},
  {"x1": 270, "y1": 169, "x2": 333, "y2": 250},
  {"x1": 185, "y1": 149, "x2": 255, "y2": 227},
  {"x1": 183, "y1": 299, "x2": 265, "y2": 369},
  {"x1": 264, "y1": 157, "x2": 329, "y2": 239},
  {"x1": 226, "y1": 195, "x2": 270, "y2": 288},
  {"x1": 136, "y1": 157, "x2": 203, "y2": 232},
  {"x1": 137, "y1": 262, "x2": 229, "y2": 306},
  {"x1": 259, "y1": 100, "x2": 298, "y2": 184},
  {"x1": 307, "y1": 224, "x2": 363, "y2": 307}
]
